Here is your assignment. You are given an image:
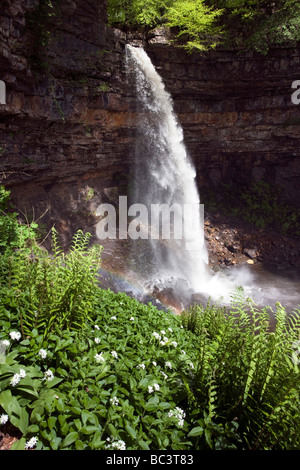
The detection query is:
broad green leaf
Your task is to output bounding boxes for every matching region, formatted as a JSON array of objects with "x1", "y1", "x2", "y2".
[
  {"x1": 0, "y1": 389, "x2": 22, "y2": 417},
  {"x1": 188, "y1": 426, "x2": 204, "y2": 437},
  {"x1": 18, "y1": 407, "x2": 29, "y2": 435},
  {"x1": 125, "y1": 422, "x2": 137, "y2": 440},
  {"x1": 10, "y1": 437, "x2": 27, "y2": 450},
  {"x1": 75, "y1": 439, "x2": 85, "y2": 450},
  {"x1": 47, "y1": 416, "x2": 56, "y2": 430},
  {"x1": 61, "y1": 431, "x2": 79, "y2": 448}
]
